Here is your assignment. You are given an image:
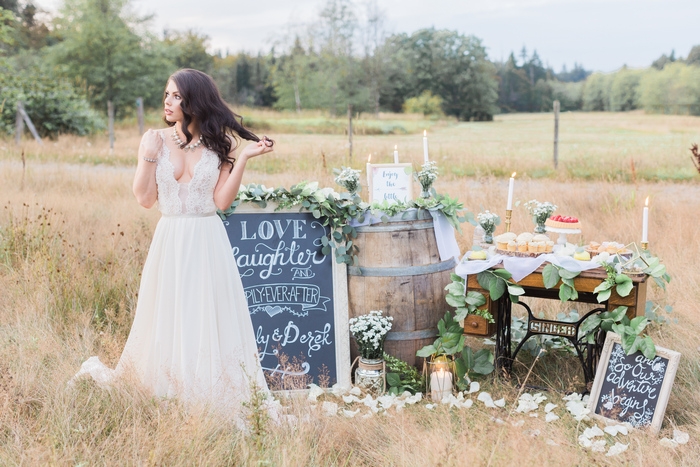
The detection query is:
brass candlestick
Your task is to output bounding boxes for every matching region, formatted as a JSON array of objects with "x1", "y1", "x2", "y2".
[
  {"x1": 505, "y1": 209, "x2": 513, "y2": 233},
  {"x1": 641, "y1": 241, "x2": 649, "y2": 251}
]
